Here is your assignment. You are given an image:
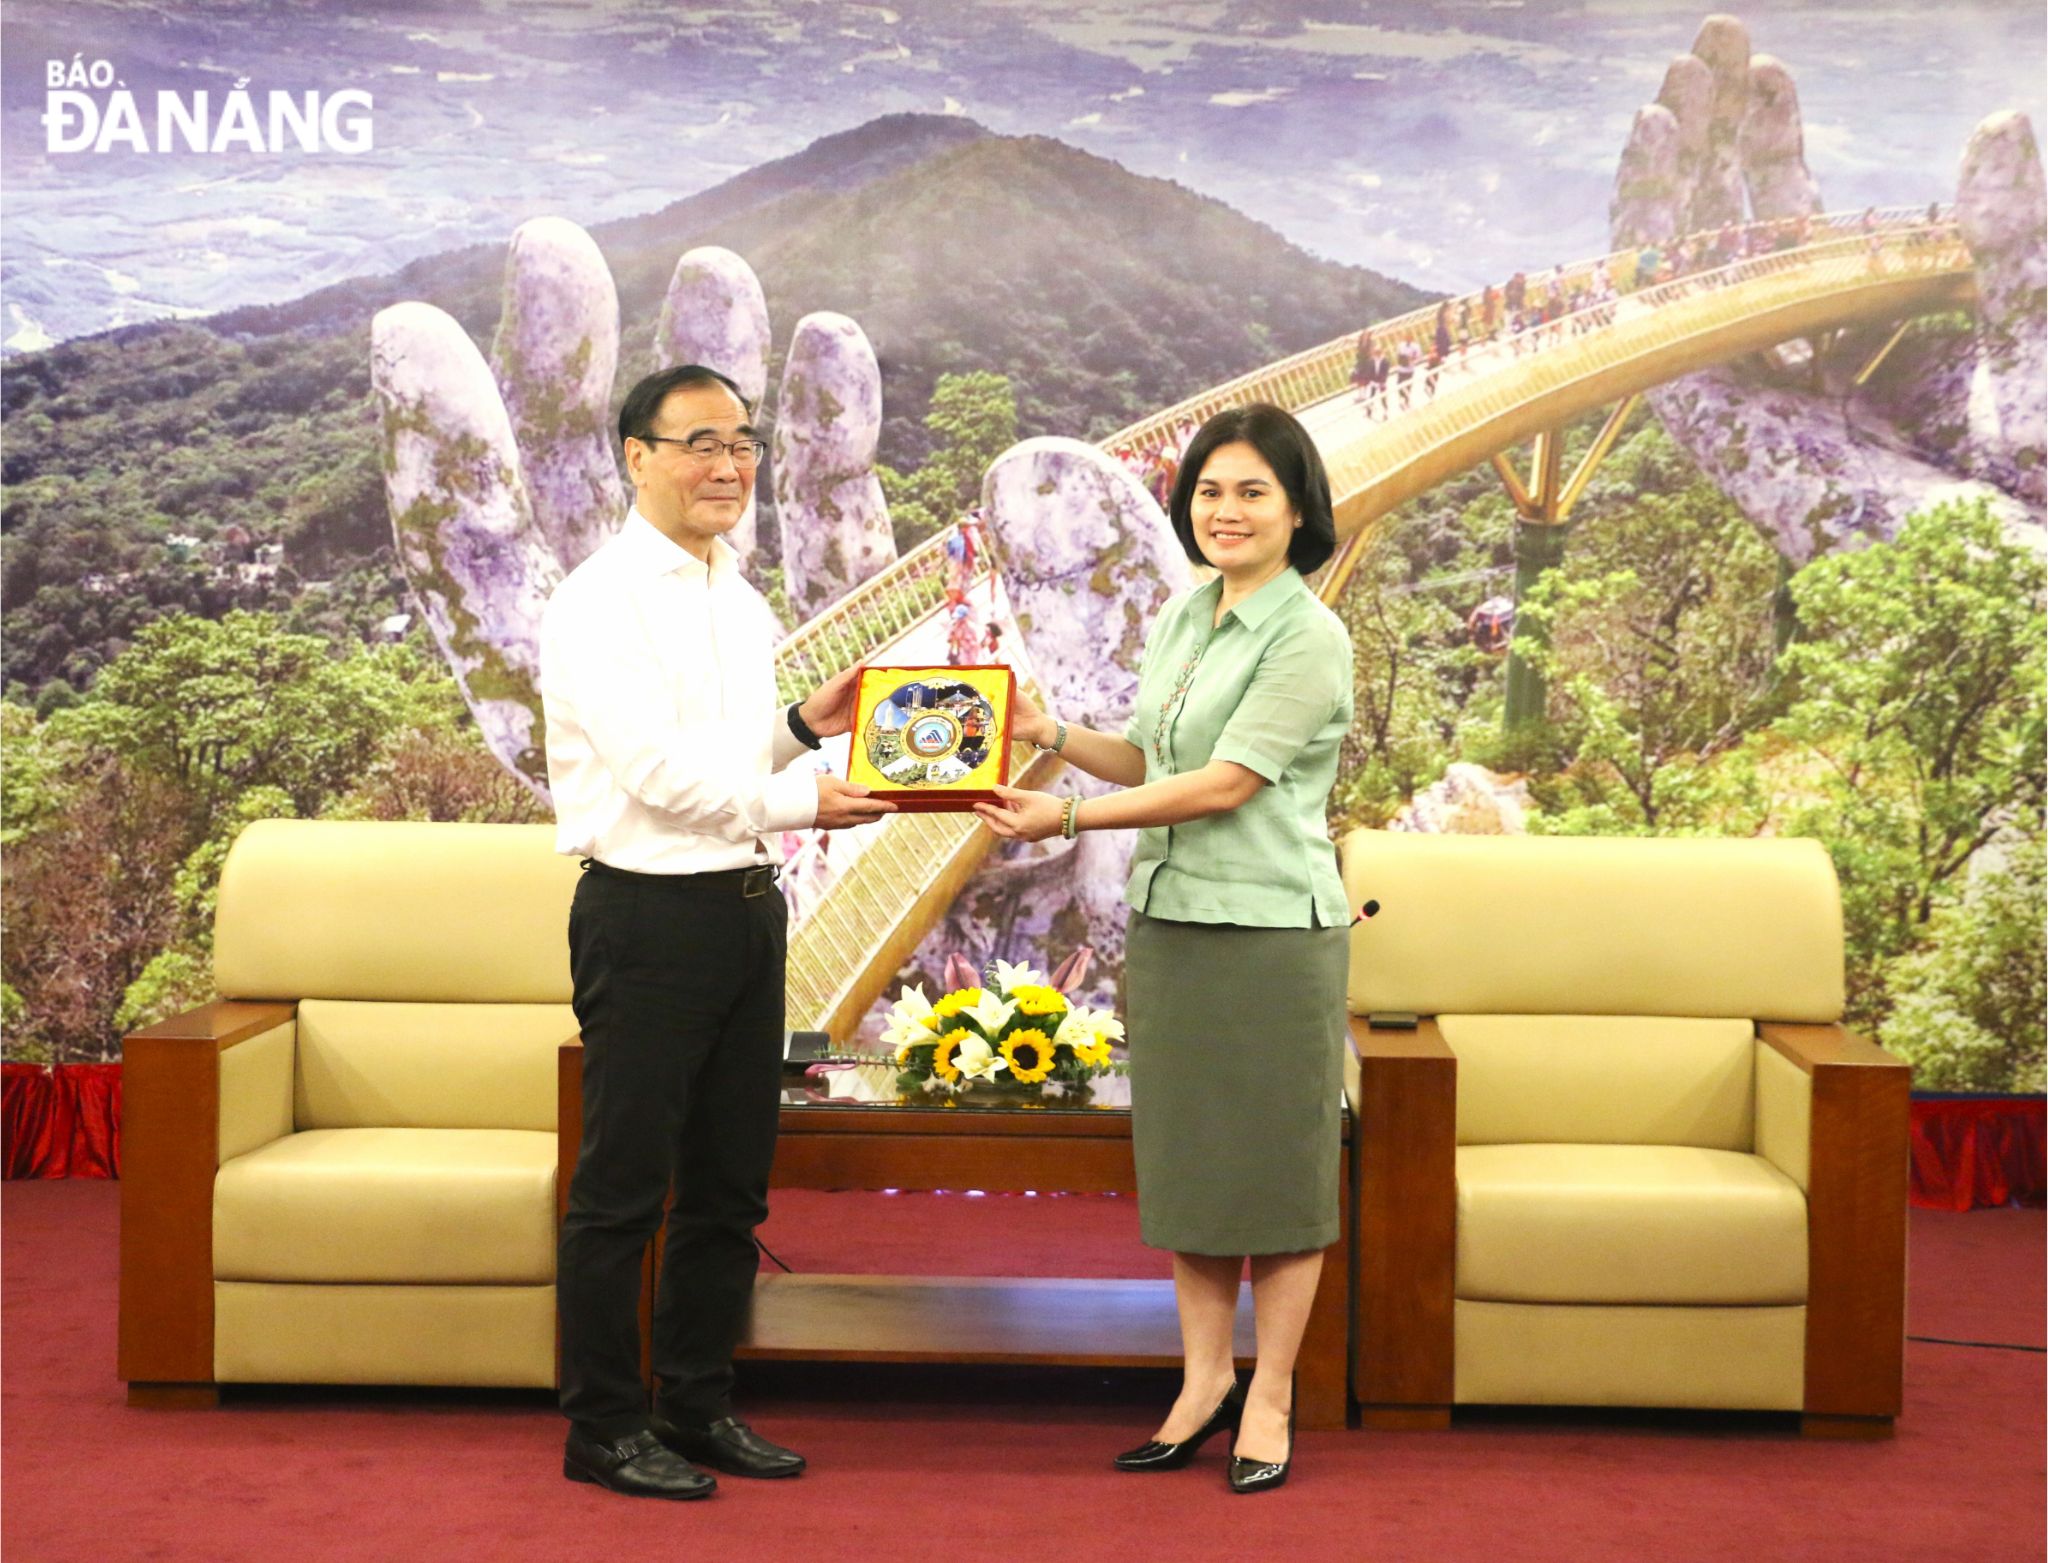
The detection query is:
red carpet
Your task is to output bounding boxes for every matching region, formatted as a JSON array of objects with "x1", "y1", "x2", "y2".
[{"x1": 3, "y1": 1183, "x2": 2041, "y2": 1563}]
